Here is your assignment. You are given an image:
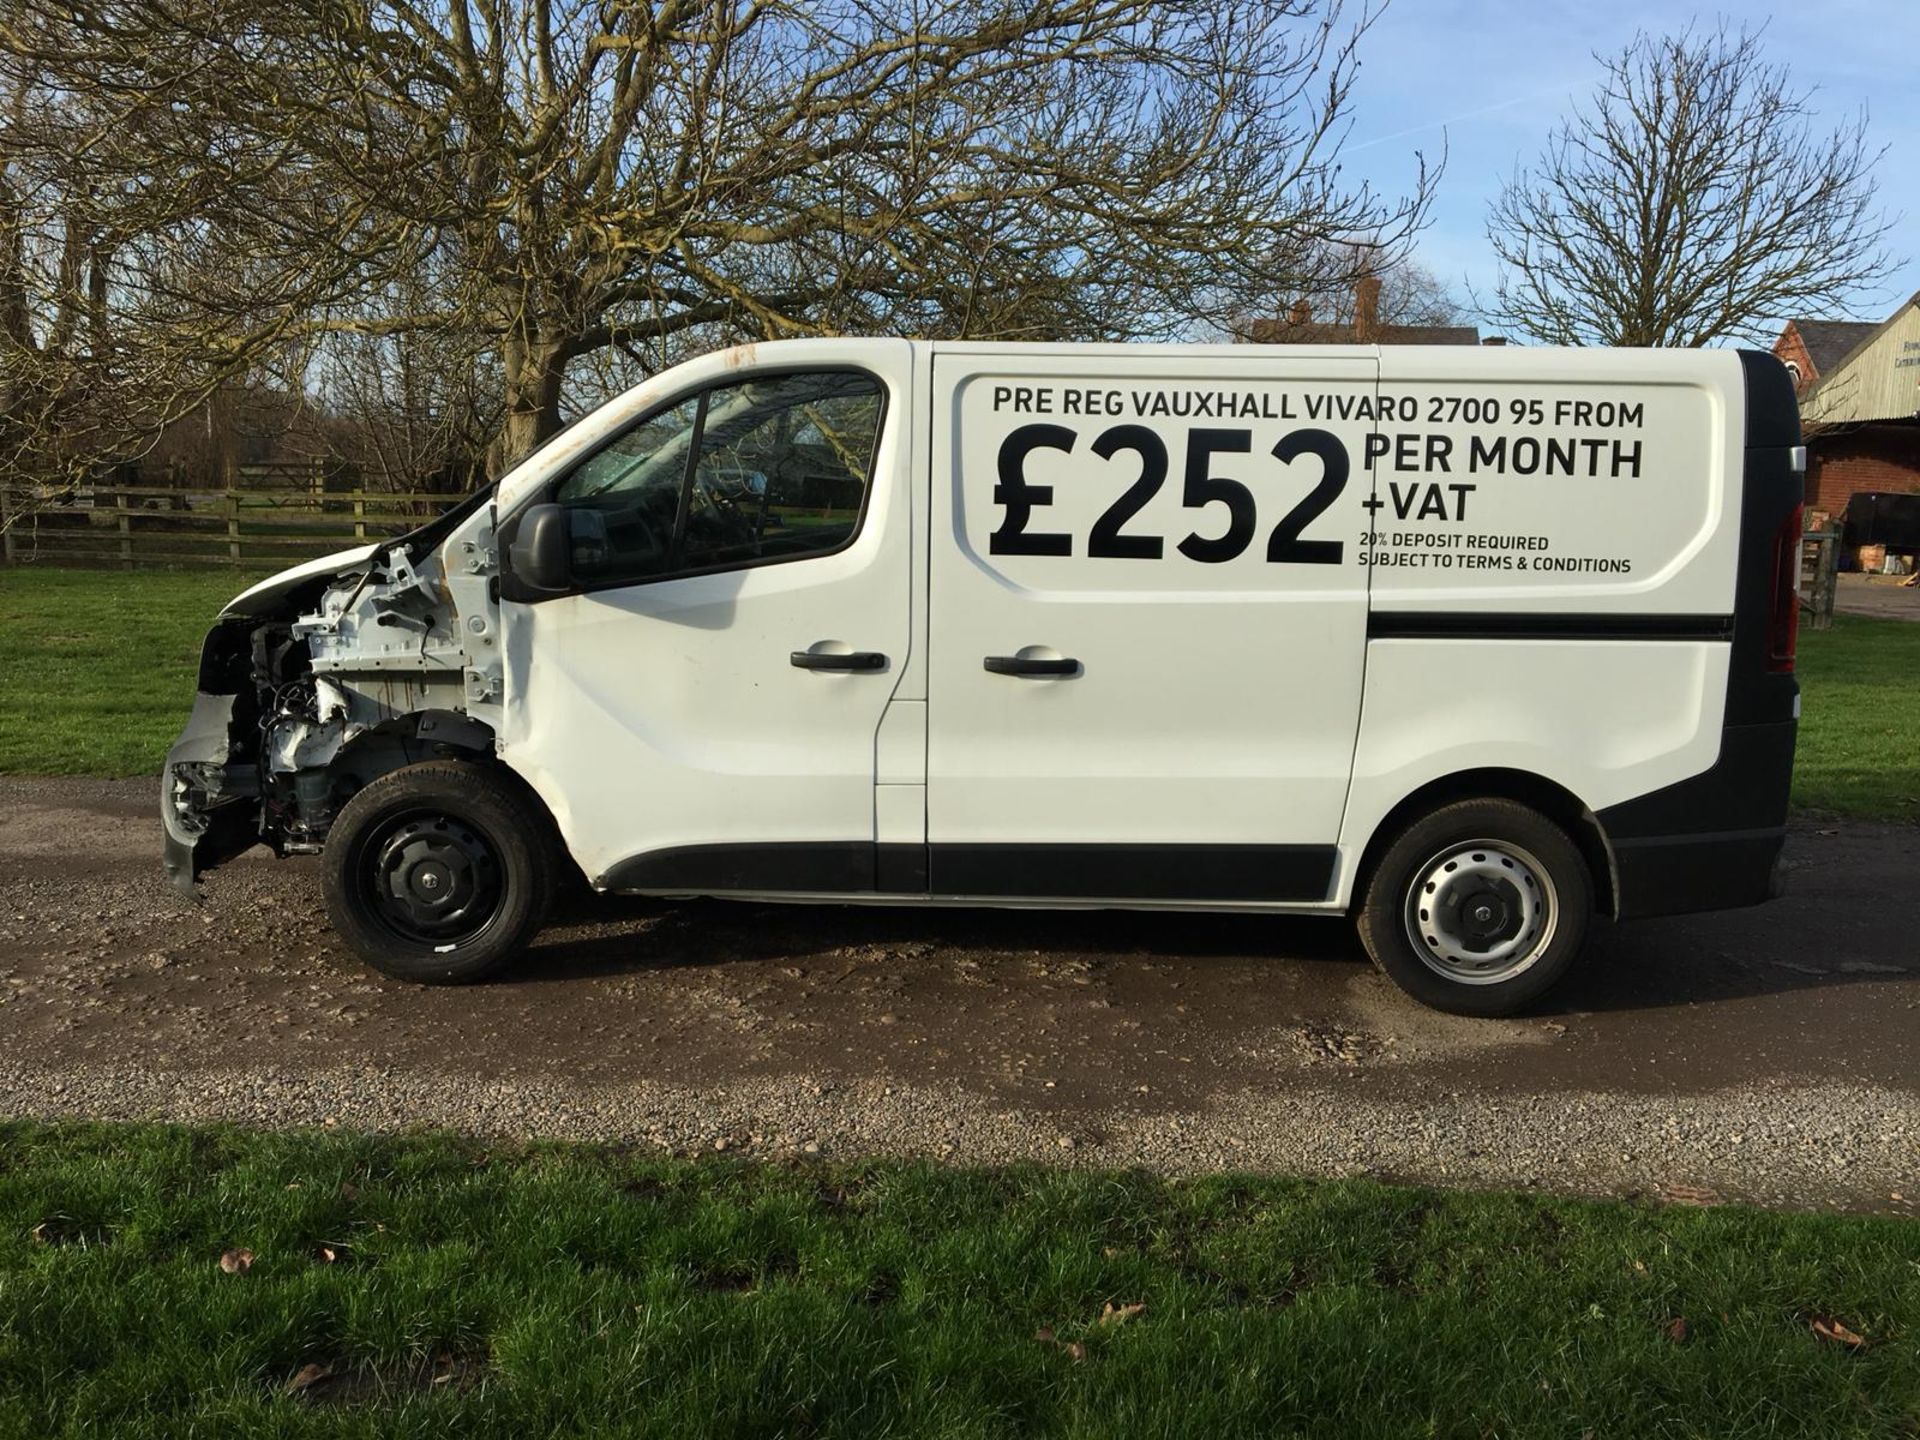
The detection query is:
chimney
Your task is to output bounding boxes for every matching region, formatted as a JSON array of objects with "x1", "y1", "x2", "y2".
[
  {"x1": 1353, "y1": 276, "x2": 1382, "y2": 342},
  {"x1": 1481, "y1": 336, "x2": 1508, "y2": 346},
  {"x1": 1289, "y1": 299, "x2": 1312, "y2": 328}
]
